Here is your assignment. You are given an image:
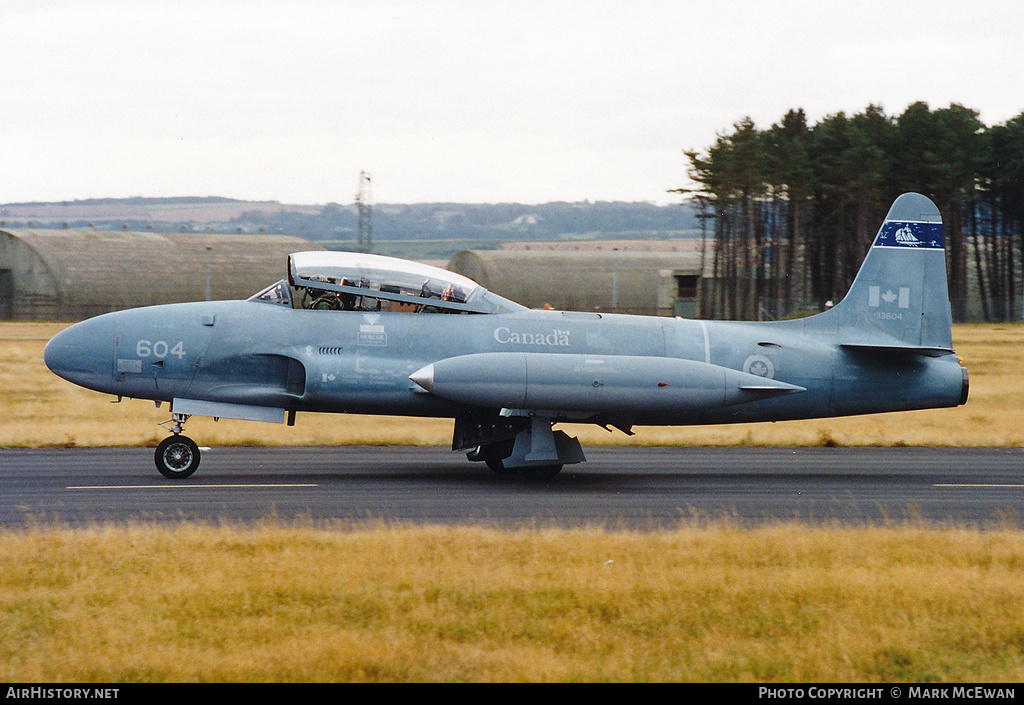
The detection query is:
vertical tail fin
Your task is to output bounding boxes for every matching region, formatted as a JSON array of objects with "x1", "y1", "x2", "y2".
[{"x1": 811, "y1": 192, "x2": 953, "y2": 352}]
